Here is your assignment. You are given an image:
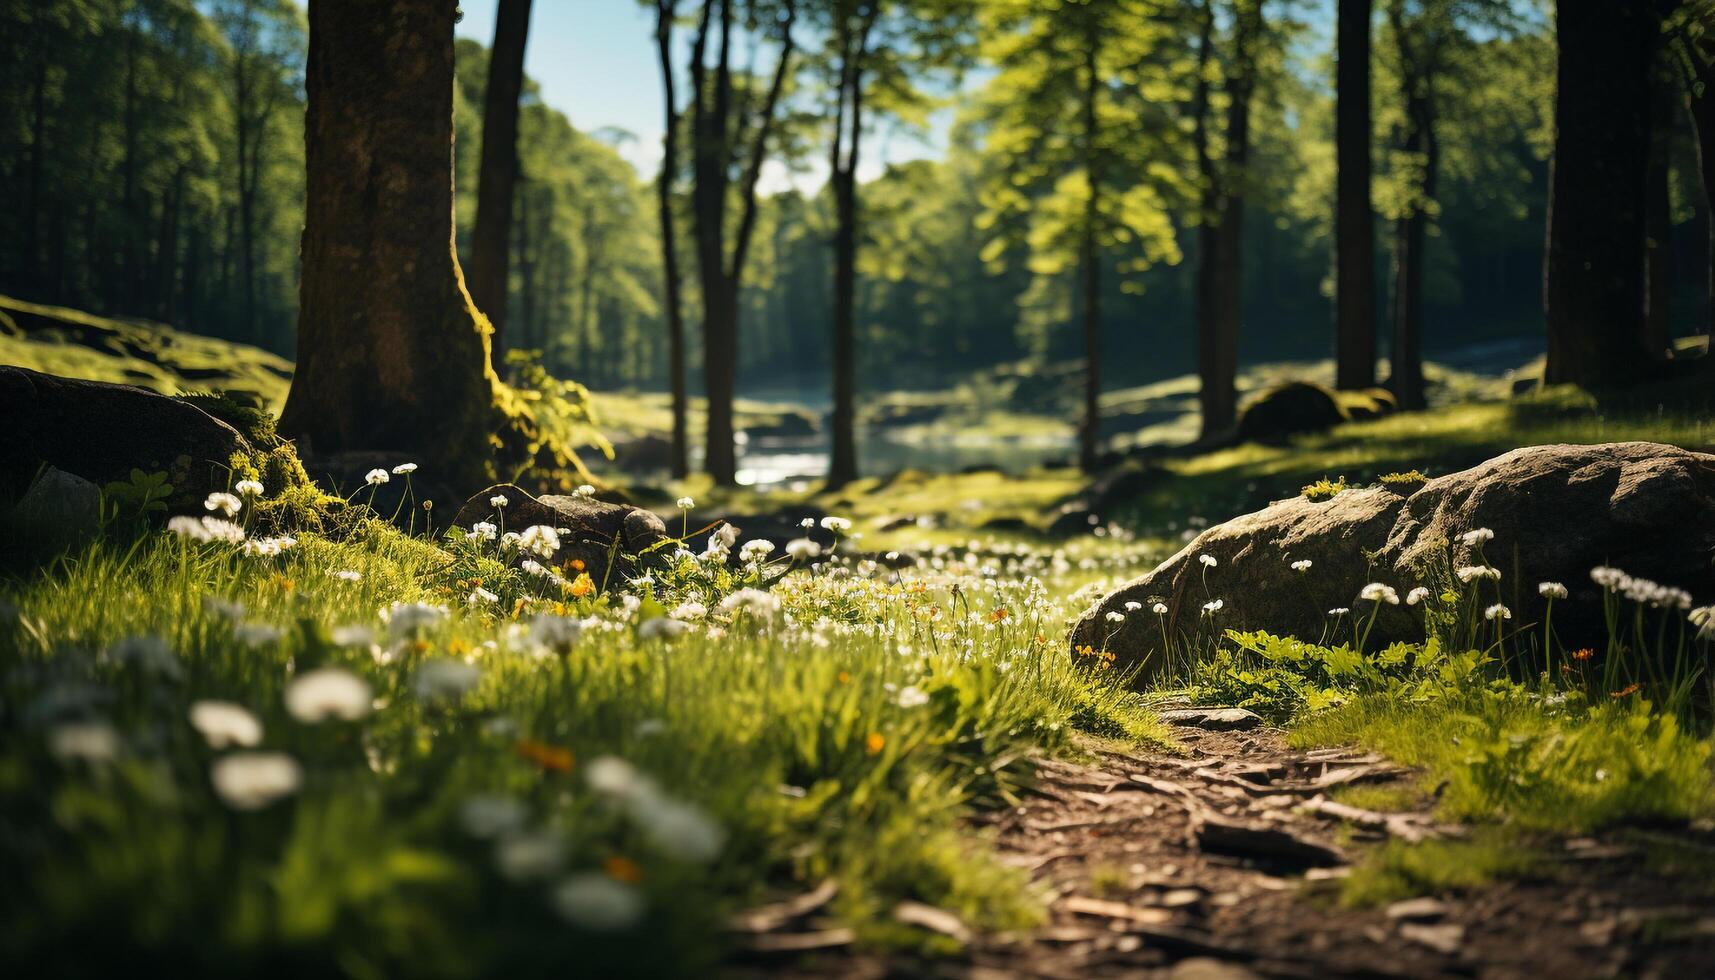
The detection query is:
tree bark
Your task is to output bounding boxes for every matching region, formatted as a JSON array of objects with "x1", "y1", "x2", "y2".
[
  {"x1": 1390, "y1": 88, "x2": 1435, "y2": 410},
  {"x1": 1644, "y1": 71, "x2": 1673, "y2": 358},
  {"x1": 1192, "y1": 0, "x2": 1222, "y2": 442},
  {"x1": 1334, "y1": 0, "x2": 1375, "y2": 391},
  {"x1": 1690, "y1": 75, "x2": 1715, "y2": 337},
  {"x1": 468, "y1": 0, "x2": 532, "y2": 366},
  {"x1": 655, "y1": 0, "x2": 690, "y2": 479},
  {"x1": 1079, "y1": 29, "x2": 1102, "y2": 473},
  {"x1": 280, "y1": 0, "x2": 498, "y2": 488},
  {"x1": 690, "y1": 0, "x2": 797, "y2": 486},
  {"x1": 1203, "y1": 0, "x2": 1261, "y2": 439},
  {"x1": 1543, "y1": 0, "x2": 1657, "y2": 388},
  {"x1": 827, "y1": 3, "x2": 877, "y2": 490}
]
